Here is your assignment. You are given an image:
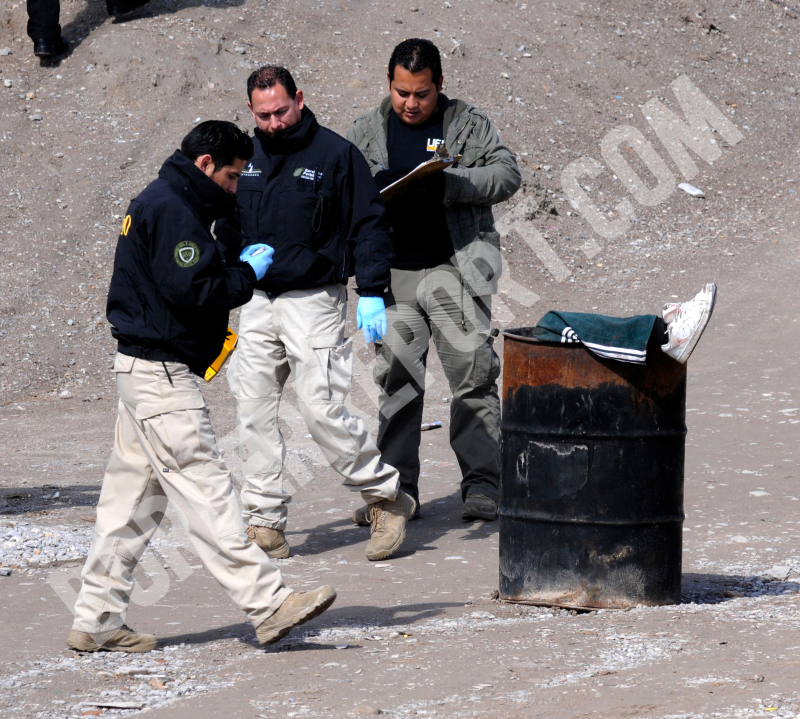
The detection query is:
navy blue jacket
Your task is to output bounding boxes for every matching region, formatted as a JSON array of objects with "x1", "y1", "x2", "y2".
[
  {"x1": 107, "y1": 151, "x2": 257, "y2": 376},
  {"x1": 217, "y1": 108, "x2": 394, "y2": 296}
]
